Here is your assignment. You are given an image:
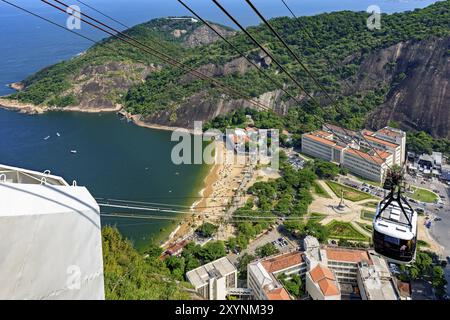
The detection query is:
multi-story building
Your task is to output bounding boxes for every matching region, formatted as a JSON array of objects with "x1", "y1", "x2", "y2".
[
  {"x1": 301, "y1": 124, "x2": 406, "y2": 182},
  {"x1": 305, "y1": 263, "x2": 341, "y2": 300},
  {"x1": 247, "y1": 251, "x2": 305, "y2": 300},
  {"x1": 186, "y1": 257, "x2": 237, "y2": 300},
  {"x1": 247, "y1": 237, "x2": 399, "y2": 300},
  {"x1": 0, "y1": 164, "x2": 105, "y2": 299},
  {"x1": 357, "y1": 258, "x2": 399, "y2": 300}
]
